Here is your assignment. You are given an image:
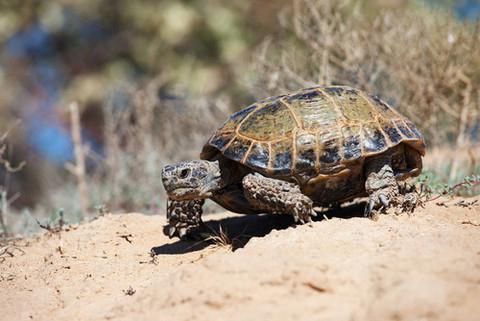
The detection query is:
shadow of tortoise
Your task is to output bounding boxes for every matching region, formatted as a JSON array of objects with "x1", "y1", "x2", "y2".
[{"x1": 152, "y1": 201, "x2": 366, "y2": 255}]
